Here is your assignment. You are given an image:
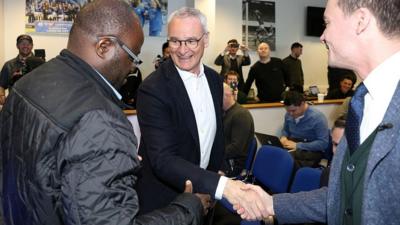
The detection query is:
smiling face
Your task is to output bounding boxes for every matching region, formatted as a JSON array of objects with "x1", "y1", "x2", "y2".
[
  {"x1": 168, "y1": 16, "x2": 208, "y2": 75},
  {"x1": 320, "y1": 0, "x2": 359, "y2": 70},
  {"x1": 340, "y1": 78, "x2": 353, "y2": 93},
  {"x1": 17, "y1": 40, "x2": 33, "y2": 58}
]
